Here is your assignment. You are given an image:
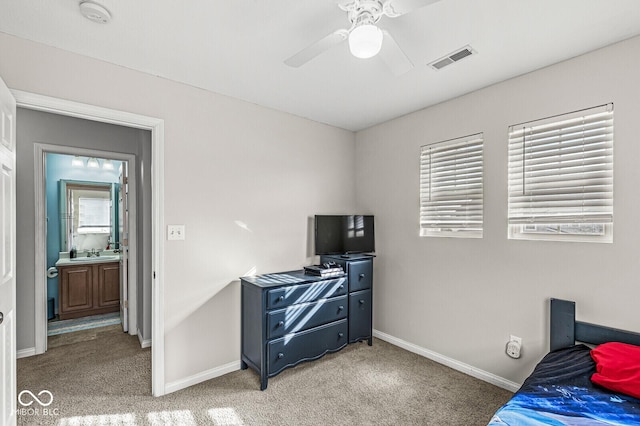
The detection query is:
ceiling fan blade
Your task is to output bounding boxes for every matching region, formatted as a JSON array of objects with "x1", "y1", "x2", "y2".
[
  {"x1": 383, "y1": 0, "x2": 442, "y2": 17},
  {"x1": 284, "y1": 29, "x2": 349, "y2": 68},
  {"x1": 379, "y1": 30, "x2": 414, "y2": 76}
]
